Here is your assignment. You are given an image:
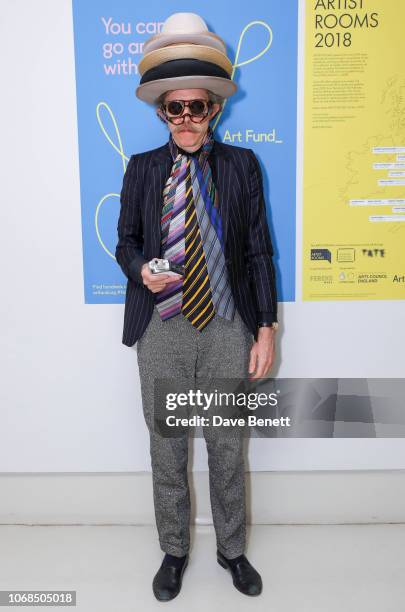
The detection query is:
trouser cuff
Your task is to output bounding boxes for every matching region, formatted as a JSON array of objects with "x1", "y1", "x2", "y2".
[{"x1": 160, "y1": 540, "x2": 189, "y2": 557}]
